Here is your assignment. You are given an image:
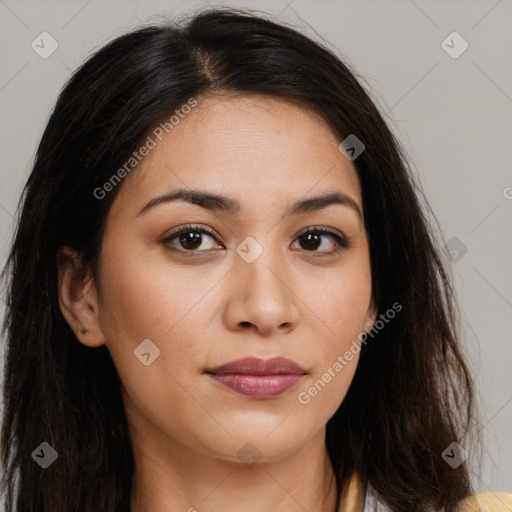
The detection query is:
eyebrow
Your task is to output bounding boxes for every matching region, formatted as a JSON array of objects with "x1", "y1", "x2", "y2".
[{"x1": 137, "y1": 188, "x2": 362, "y2": 220}]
